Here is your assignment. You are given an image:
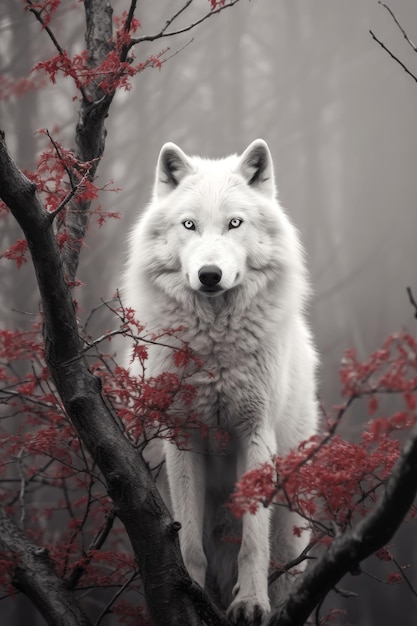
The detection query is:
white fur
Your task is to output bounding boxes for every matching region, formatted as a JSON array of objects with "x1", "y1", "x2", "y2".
[{"x1": 123, "y1": 140, "x2": 318, "y2": 623}]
